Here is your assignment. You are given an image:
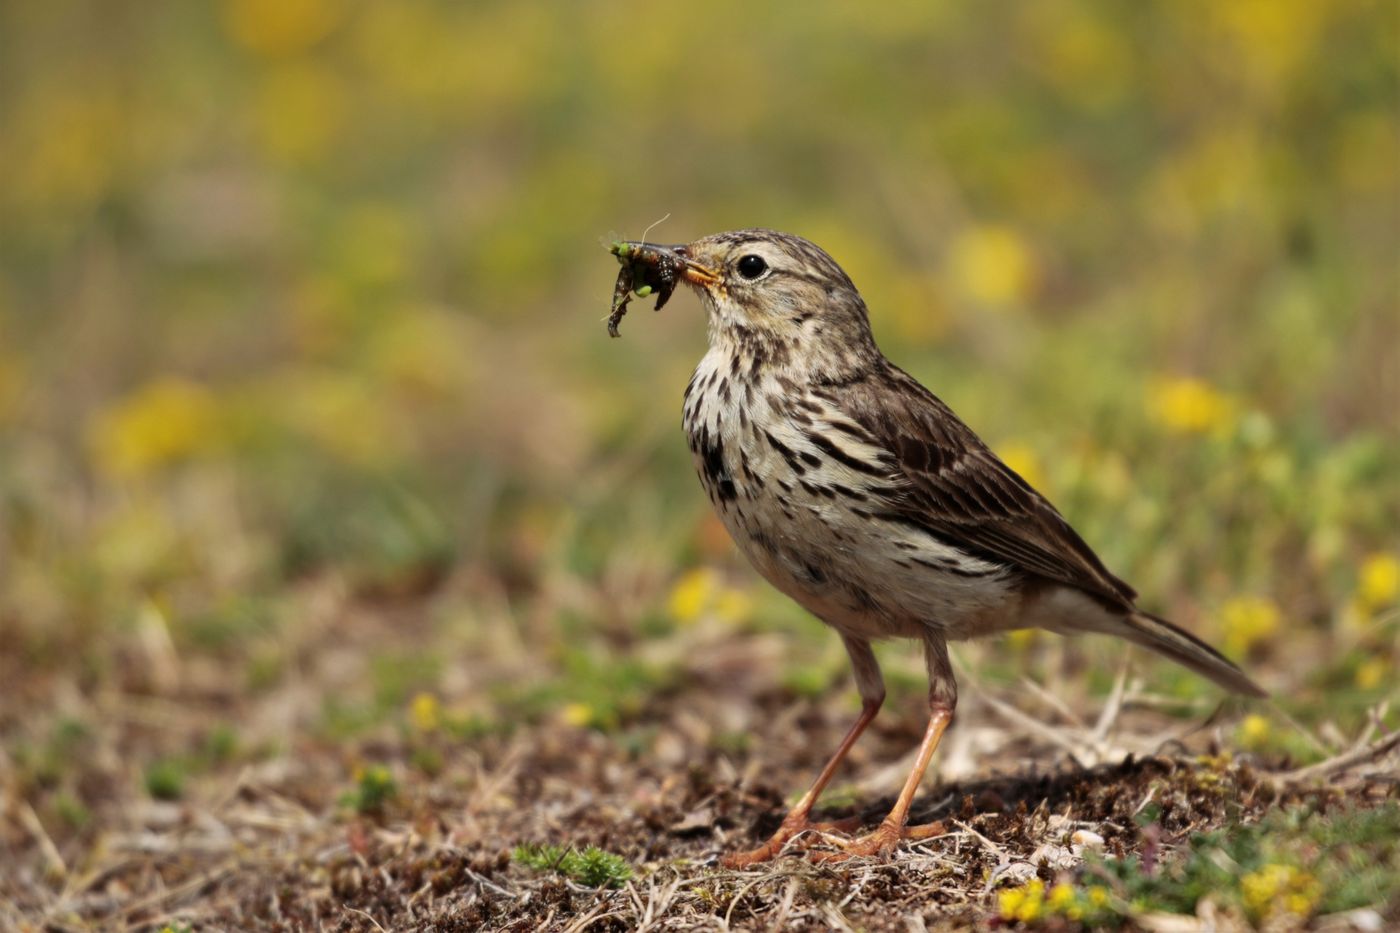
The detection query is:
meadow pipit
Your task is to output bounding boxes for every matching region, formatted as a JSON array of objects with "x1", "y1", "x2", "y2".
[{"x1": 608, "y1": 229, "x2": 1265, "y2": 867}]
